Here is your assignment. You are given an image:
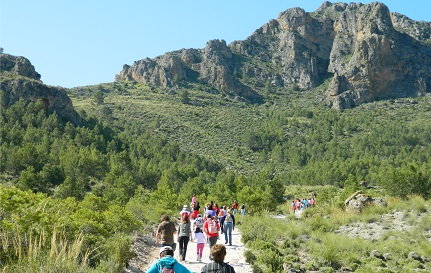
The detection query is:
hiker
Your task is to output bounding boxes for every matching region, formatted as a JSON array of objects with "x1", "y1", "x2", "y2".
[
  {"x1": 192, "y1": 226, "x2": 206, "y2": 262},
  {"x1": 203, "y1": 212, "x2": 220, "y2": 260},
  {"x1": 180, "y1": 204, "x2": 190, "y2": 221},
  {"x1": 155, "y1": 214, "x2": 177, "y2": 250},
  {"x1": 193, "y1": 214, "x2": 204, "y2": 230},
  {"x1": 310, "y1": 197, "x2": 315, "y2": 207},
  {"x1": 146, "y1": 246, "x2": 192, "y2": 273},
  {"x1": 231, "y1": 200, "x2": 238, "y2": 215},
  {"x1": 223, "y1": 209, "x2": 235, "y2": 246},
  {"x1": 192, "y1": 201, "x2": 201, "y2": 220},
  {"x1": 178, "y1": 214, "x2": 192, "y2": 262},
  {"x1": 219, "y1": 209, "x2": 226, "y2": 234},
  {"x1": 291, "y1": 201, "x2": 296, "y2": 214},
  {"x1": 200, "y1": 244, "x2": 236, "y2": 273},
  {"x1": 205, "y1": 206, "x2": 215, "y2": 220},
  {"x1": 240, "y1": 203, "x2": 246, "y2": 216},
  {"x1": 213, "y1": 203, "x2": 220, "y2": 216},
  {"x1": 218, "y1": 205, "x2": 227, "y2": 217}
]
